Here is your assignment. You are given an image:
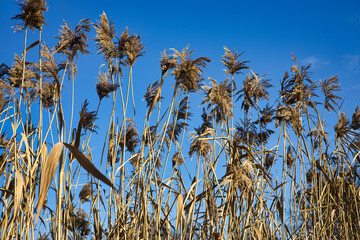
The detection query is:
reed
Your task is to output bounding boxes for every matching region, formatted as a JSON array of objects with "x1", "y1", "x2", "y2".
[{"x1": 1, "y1": 1, "x2": 359, "y2": 239}]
